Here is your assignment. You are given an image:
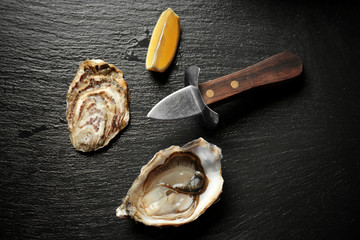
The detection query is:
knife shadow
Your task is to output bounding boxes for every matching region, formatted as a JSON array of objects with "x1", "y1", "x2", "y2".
[{"x1": 203, "y1": 73, "x2": 306, "y2": 132}]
